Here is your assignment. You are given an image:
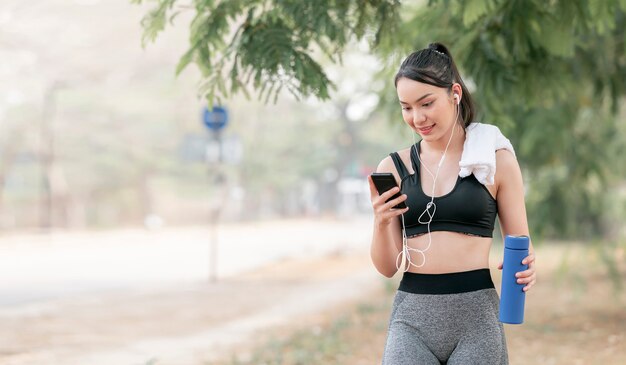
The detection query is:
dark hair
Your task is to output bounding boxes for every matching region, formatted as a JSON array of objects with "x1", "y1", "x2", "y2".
[{"x1": 394, "y1": 42, "x2": 475, "y2": 128}]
